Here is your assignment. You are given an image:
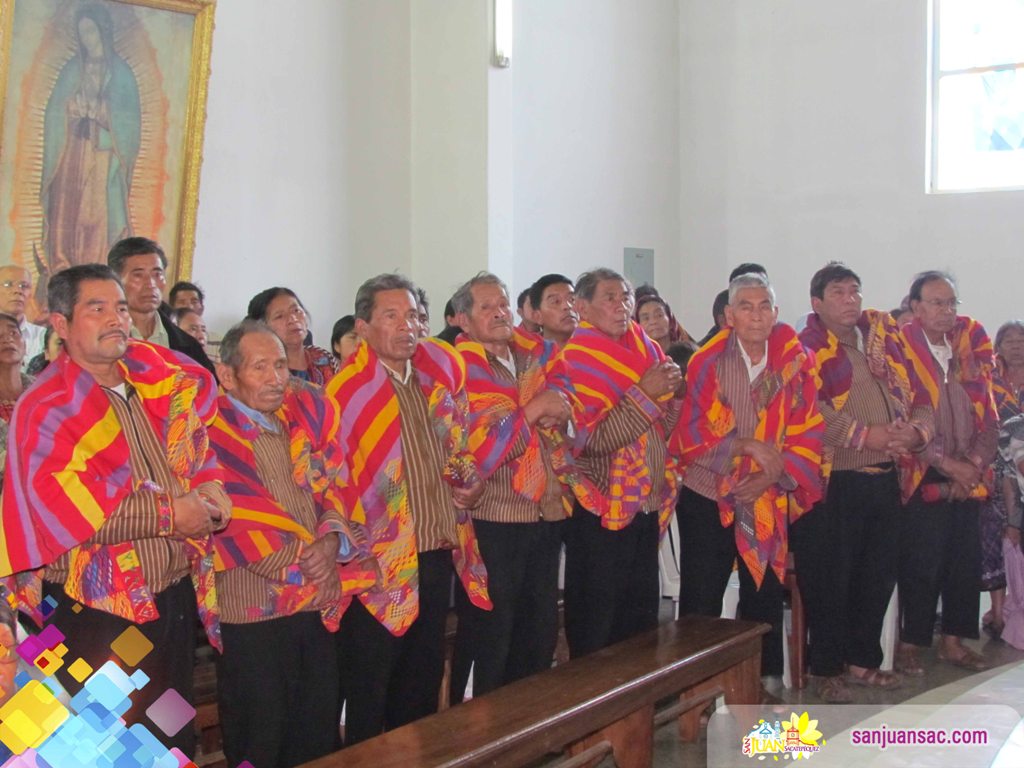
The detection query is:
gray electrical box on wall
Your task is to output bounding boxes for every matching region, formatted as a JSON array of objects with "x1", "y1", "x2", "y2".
[{"x1": 623, "y1": 248, "x2": 654, "y2": 289}]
